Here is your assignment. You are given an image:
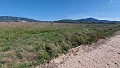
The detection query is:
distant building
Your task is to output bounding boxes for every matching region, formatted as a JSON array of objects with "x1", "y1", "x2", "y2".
[{"x1": 17, "y1": 20, "x2": 27, "y2": 22}]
